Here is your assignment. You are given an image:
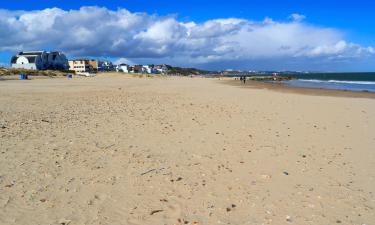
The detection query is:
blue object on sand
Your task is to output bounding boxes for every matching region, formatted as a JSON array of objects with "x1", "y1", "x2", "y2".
[
  {"x1": 19, "y1": 74, "x2": 28, "y2": 80},
  {"x1": 66, "y1": 74, "x2": 73, "y2": 79}
]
